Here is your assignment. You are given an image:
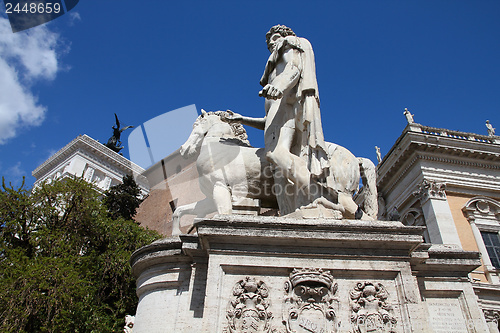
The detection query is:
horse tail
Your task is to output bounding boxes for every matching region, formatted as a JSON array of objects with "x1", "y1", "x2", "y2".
[{"x1": 358, "y1": 157, "x2": 378, "y2": 219}]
